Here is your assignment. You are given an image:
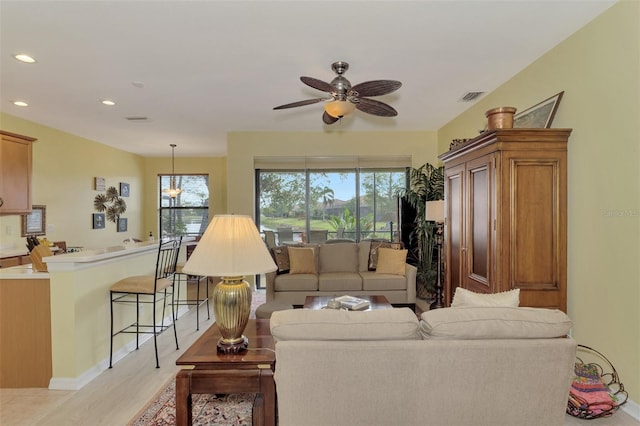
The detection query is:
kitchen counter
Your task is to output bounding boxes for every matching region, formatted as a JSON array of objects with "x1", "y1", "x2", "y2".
[
  {"x1": 0, "y1": 264, "x2": 49, "y2": 279},
  {"x1": 1, "y1": 237, "x2": 192, "y2": 390}
]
